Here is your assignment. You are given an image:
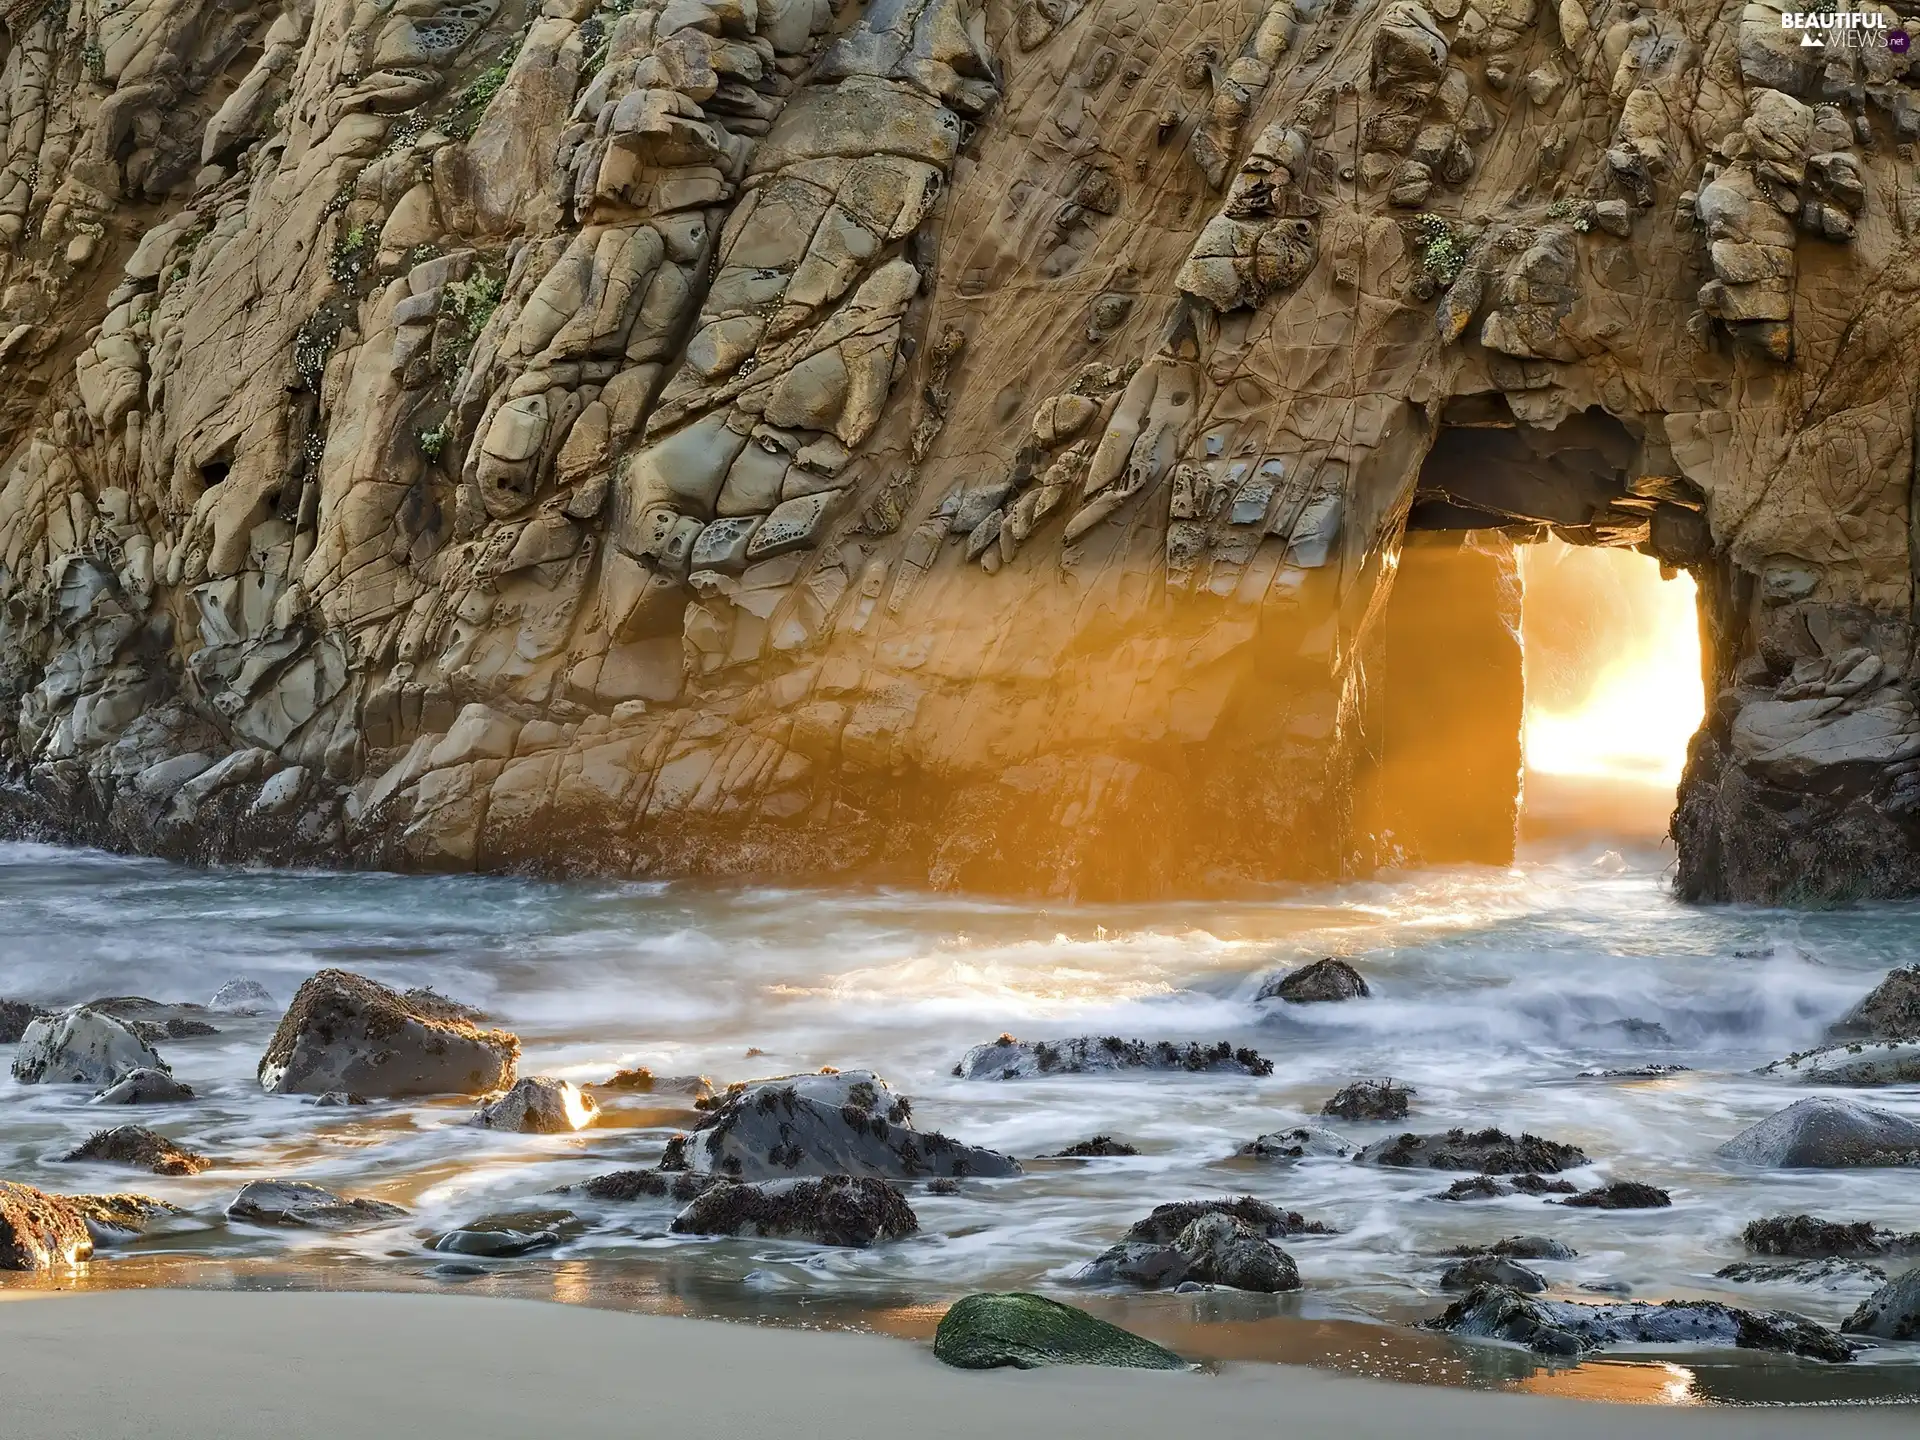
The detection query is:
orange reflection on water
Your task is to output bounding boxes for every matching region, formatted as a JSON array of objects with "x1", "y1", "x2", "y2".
[{"x1": 1514, "y1": 1360, "x2": 1699, "y2": 1406}]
